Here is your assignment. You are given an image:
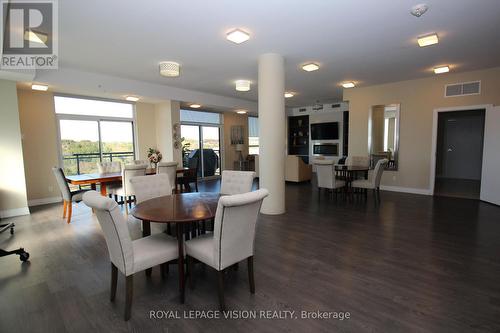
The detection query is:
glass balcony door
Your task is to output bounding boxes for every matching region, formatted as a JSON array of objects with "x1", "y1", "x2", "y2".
[{"x1": 181, "y1": 124, "x2": 221, "y2": 178}]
